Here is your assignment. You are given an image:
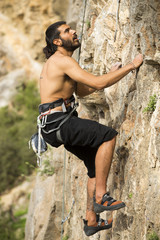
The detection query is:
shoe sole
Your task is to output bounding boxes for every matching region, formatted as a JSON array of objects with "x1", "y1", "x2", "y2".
[
  {"x1": 94, "y1": 202, "x2": 125, "y2": 213},
  {"x1": 84, "y1": 222, "x2": 112, "y2": 236}
]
